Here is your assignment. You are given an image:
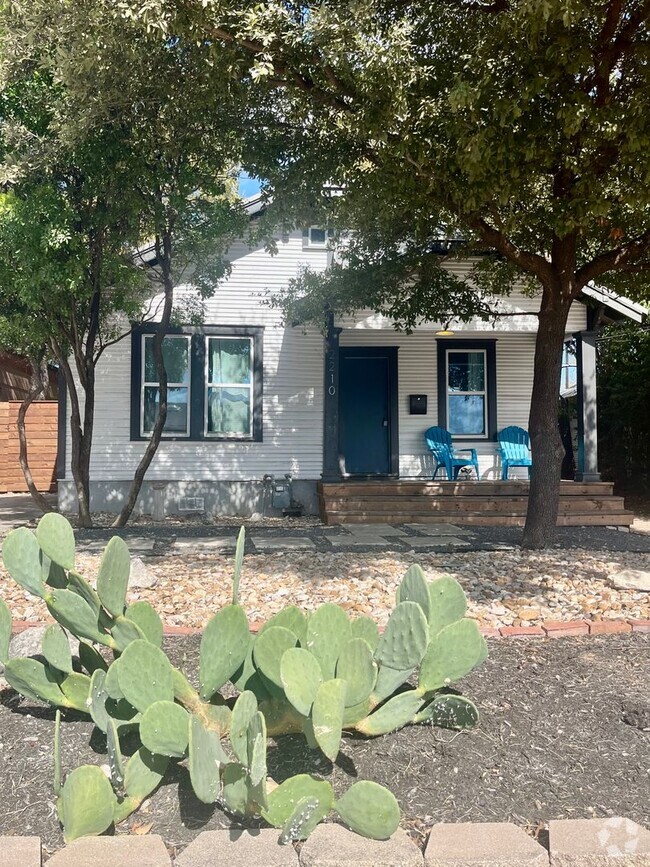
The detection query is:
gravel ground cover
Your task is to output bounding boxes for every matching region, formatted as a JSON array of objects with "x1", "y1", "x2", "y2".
[
  {"x1": 0, "y1": 634, "x2": 647, "y2": 855},
  {"x1": 1, "y1": 538, "x2": 648, "y2": 629}
]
